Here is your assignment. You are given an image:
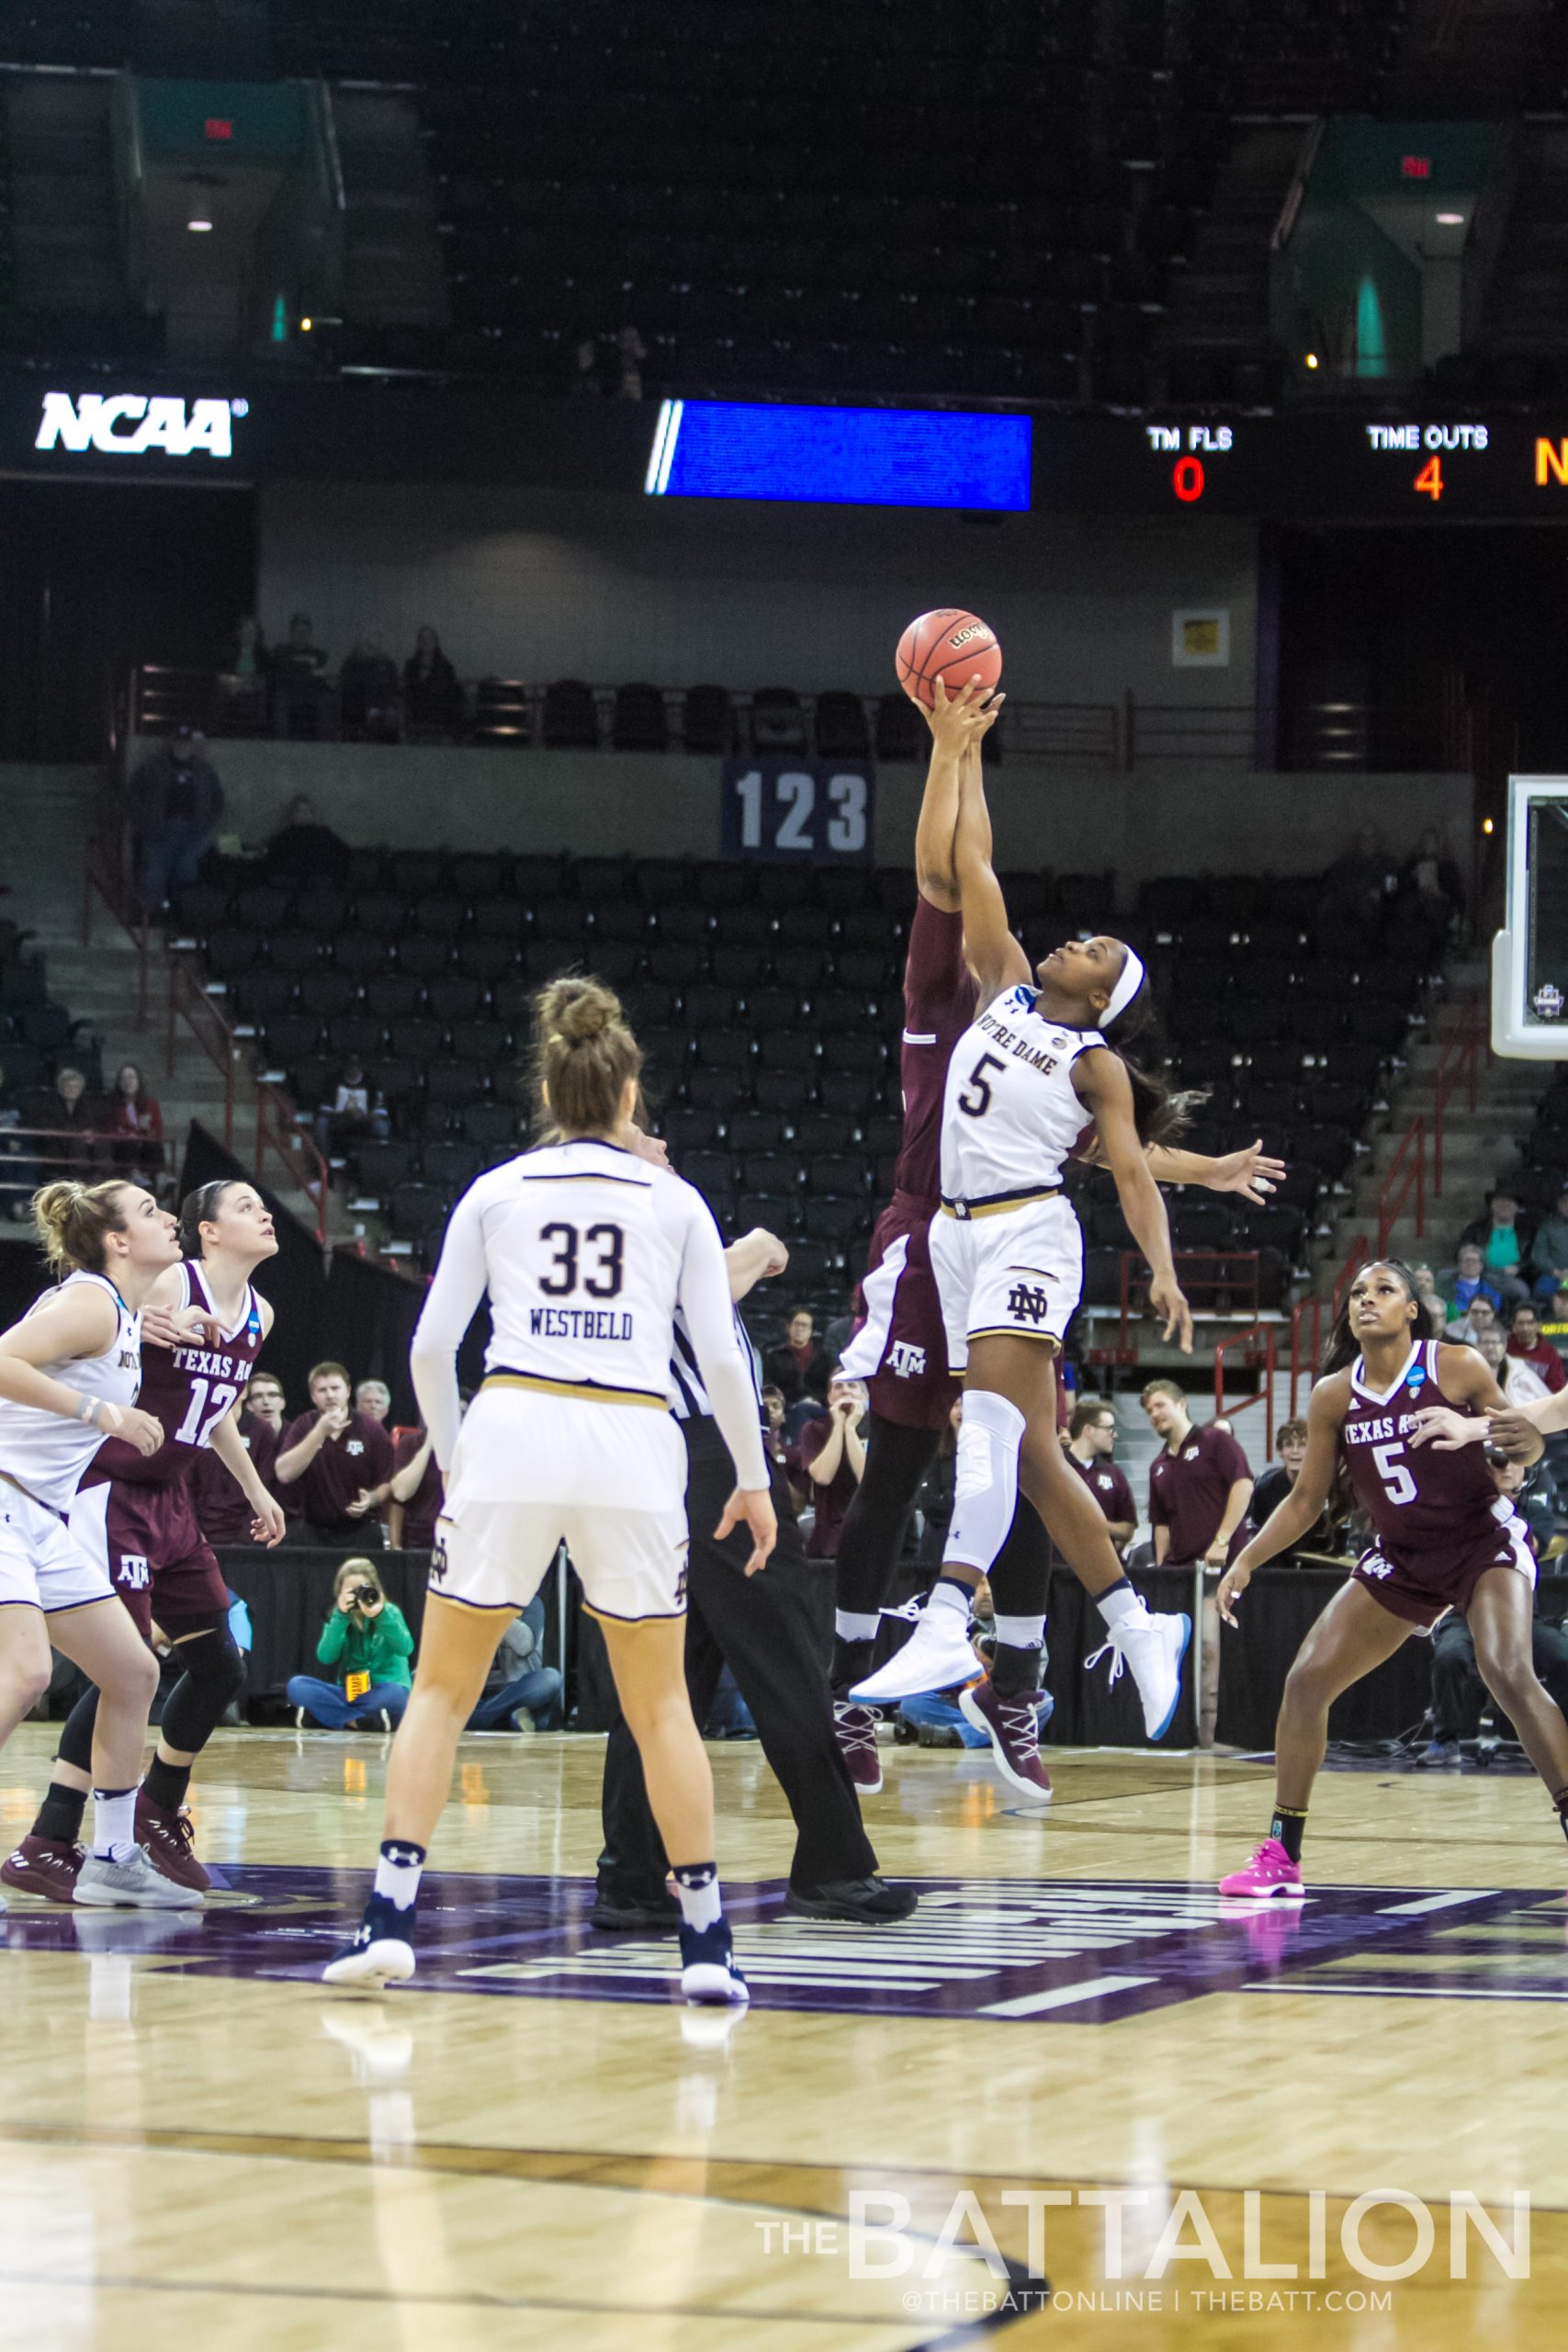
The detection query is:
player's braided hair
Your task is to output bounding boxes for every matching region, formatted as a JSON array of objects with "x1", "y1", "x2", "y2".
[
  {"x1": 533, "y1": 975, "x2": 643, "y2": 1137},
  {"x1": 1321, "y1": 1258, "x2": 1440, "y2": 1376},
  {"x1": 1100, "y1": 978, "x2": 1191, "y2": 1149},
  {"x1": 31, "y1": 1180, "x2": 133, "y2": 1274}
]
